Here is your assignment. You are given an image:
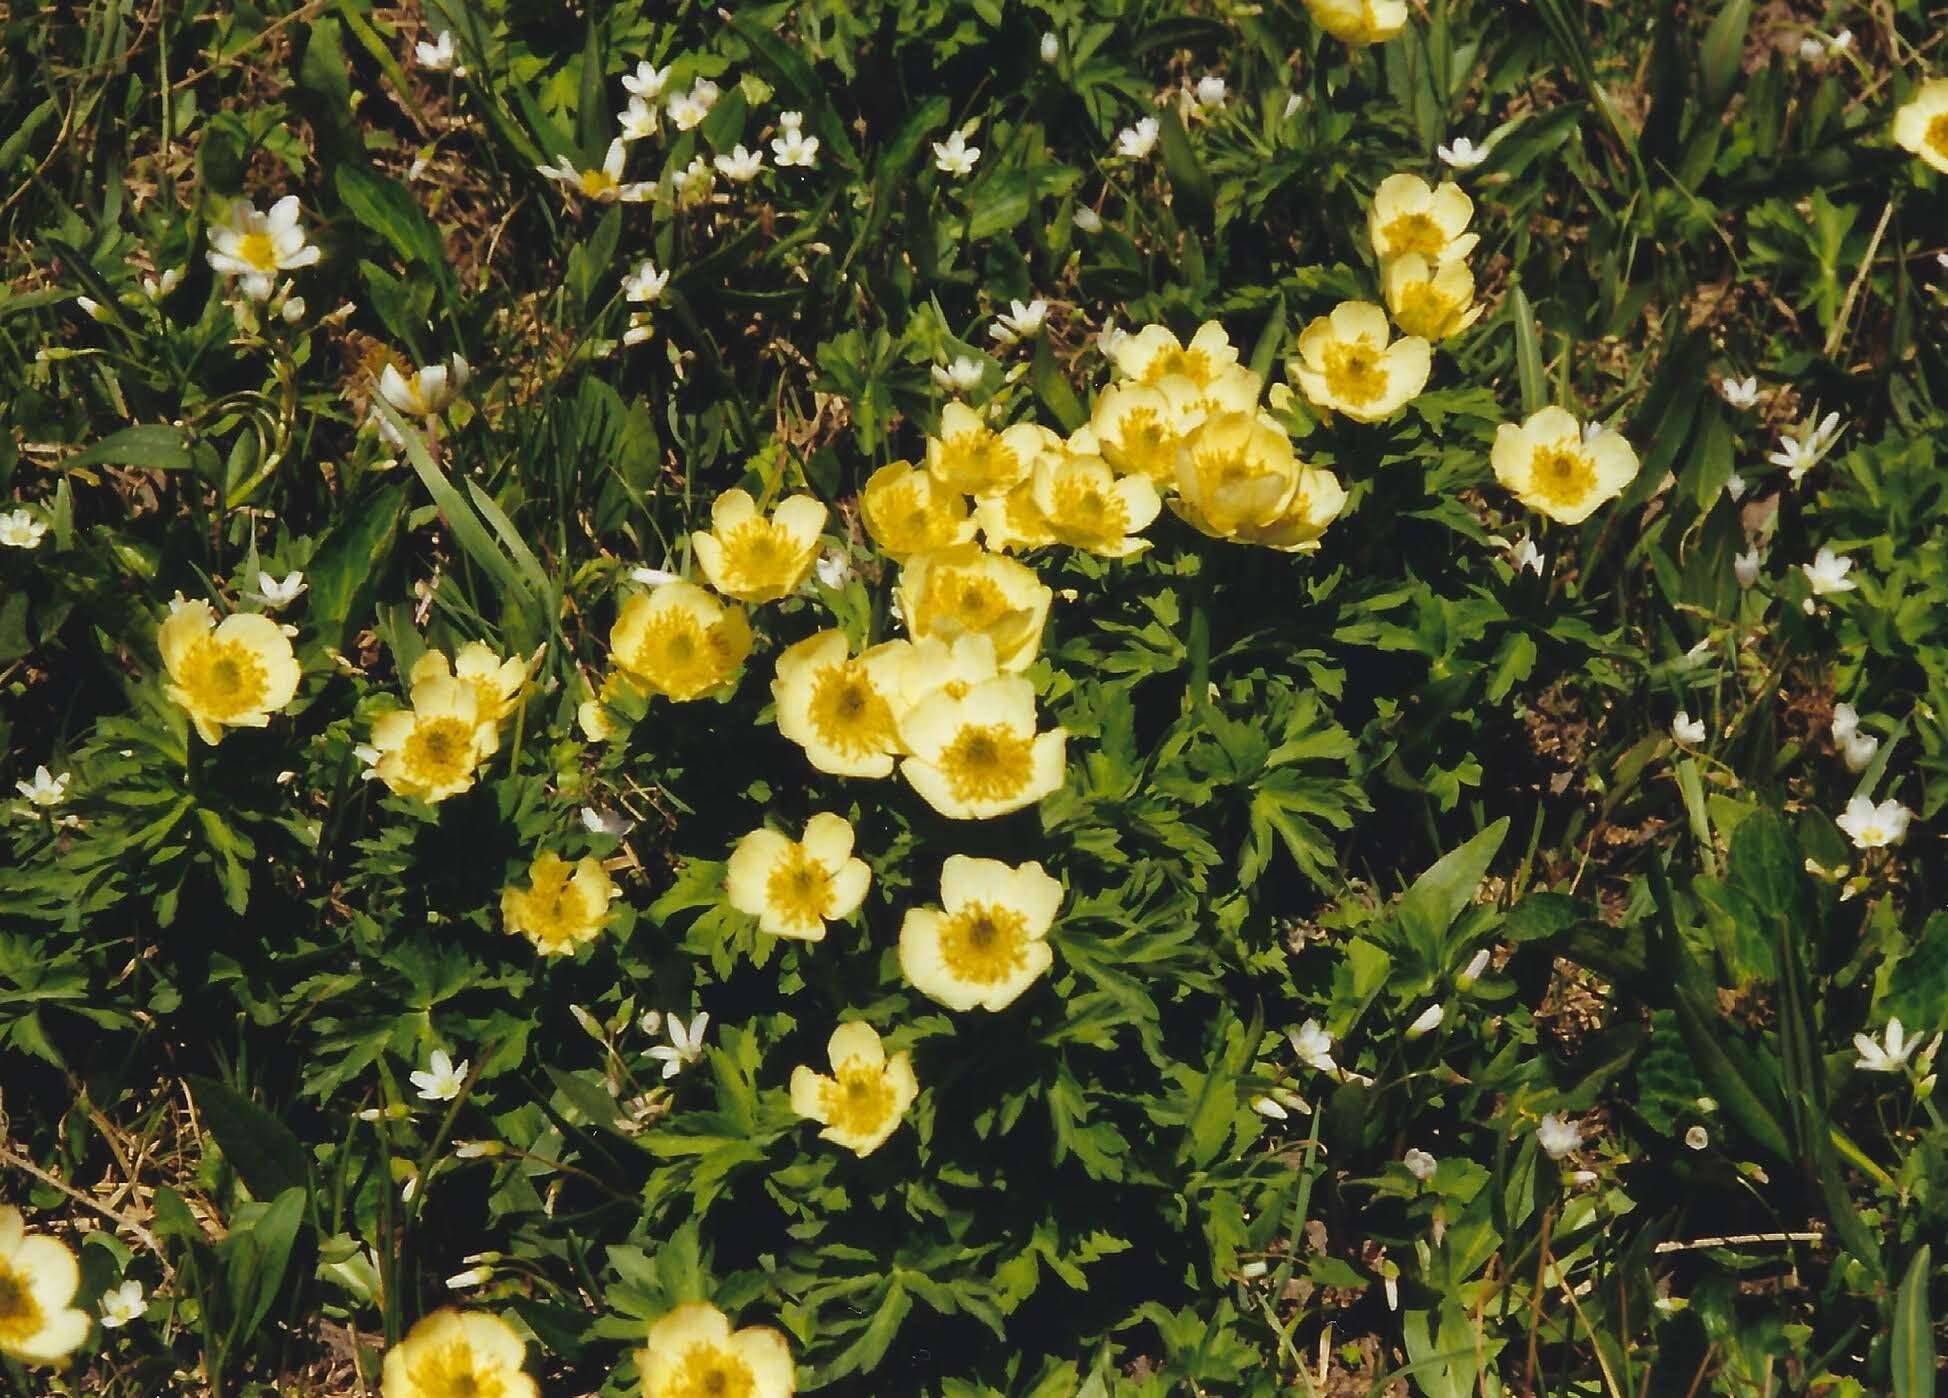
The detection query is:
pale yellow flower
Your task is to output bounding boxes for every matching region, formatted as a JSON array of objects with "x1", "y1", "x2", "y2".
[
  {"x1": 410, "y1": 642, "x2": 528, "y2": 726},
  {"x1": 897, "y1": 543, "x2": 1051, "y2": 672},
  {"x1": 1171, "y1": 412, "x2": 1304, "y2": 541},
  {"x1": 1091, "y1": 382, "x2": 1186, "y2": 484},
  {"x1": 1893, "y1": 79, "x2": 1948, "y2": 173},
  {"x1": 639, "y1": 1302, "x2": 795, "y2": 1398},
  {"x1": 1156, "y1": 365, "x2": 1265, "y2": 426},
  {"x1": 1304, "y1": 0, "x2": 1408, "y2": 45},
  {"x1": 610, "y1": 582, "x2": 752, "y2": 702},
  {"x1": 0, "y1": 1207, "x2": 88, "y2": 1365},
  {"x1": 501, "y1": 852, "x2": 617, "y2": 956},
  {"x1": 788, "y1": 1022, "x2": 918, "y2": 1156},
  {"x1": 771, "y1": 630, "x2": 909, "y2": 778},
  {"x1": 860, "y1": 462, "x2": 975, "y2": 560},
  {"x1": 369, "y1": 674, "x2": 499, "y2": 803},
  {"x1": 380, "y1": 1309, "x2": 537, "y2": 1398},
  {"x1": 1491, "y1": 407, "x2": 1639, "y2": 524},
  {"x1": 926, "y1": 401, "x2": 1045, "y2": 498},
  {"x1": 898, "y1": 672, "x2": 1067, "y2": 819},
  {"x1": 158, "y1": 599, "x2": 301, "y2": 745},
  {"x1": 892, "y1": 633, "x2": 1002, "y2": 714},
  {"x1": 974, "y1": 479, "x2": 1057, "y2": 553},
  {"x1": 1381, "y1": 254, "x2": 1483, "y2": 341},
  {"x1": 899, "y1": 855, "x2": 1062, "y2": 1011},
  {"x1": 1368, "y1": 174, "x2": 1478, "y2": 264},
  {"x1": 1289, "y1": 301, "x2": 1430, "y2": 422},
  {"x1": 1031, "y1": 451, "x2": 1160, "y2": 556},
  {"x1": 1109, "y1": 320, "x2": 1238, "y2": 387},
  {"x1": 1249, "y1": 466, "x2": 1348, "y2": 553},
  {"x1": 725, "y1": 813, "x2": 871, "y2": 941},
  {"x1": 691, "y1": 489, "x2": 827, "y2": 604}
]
